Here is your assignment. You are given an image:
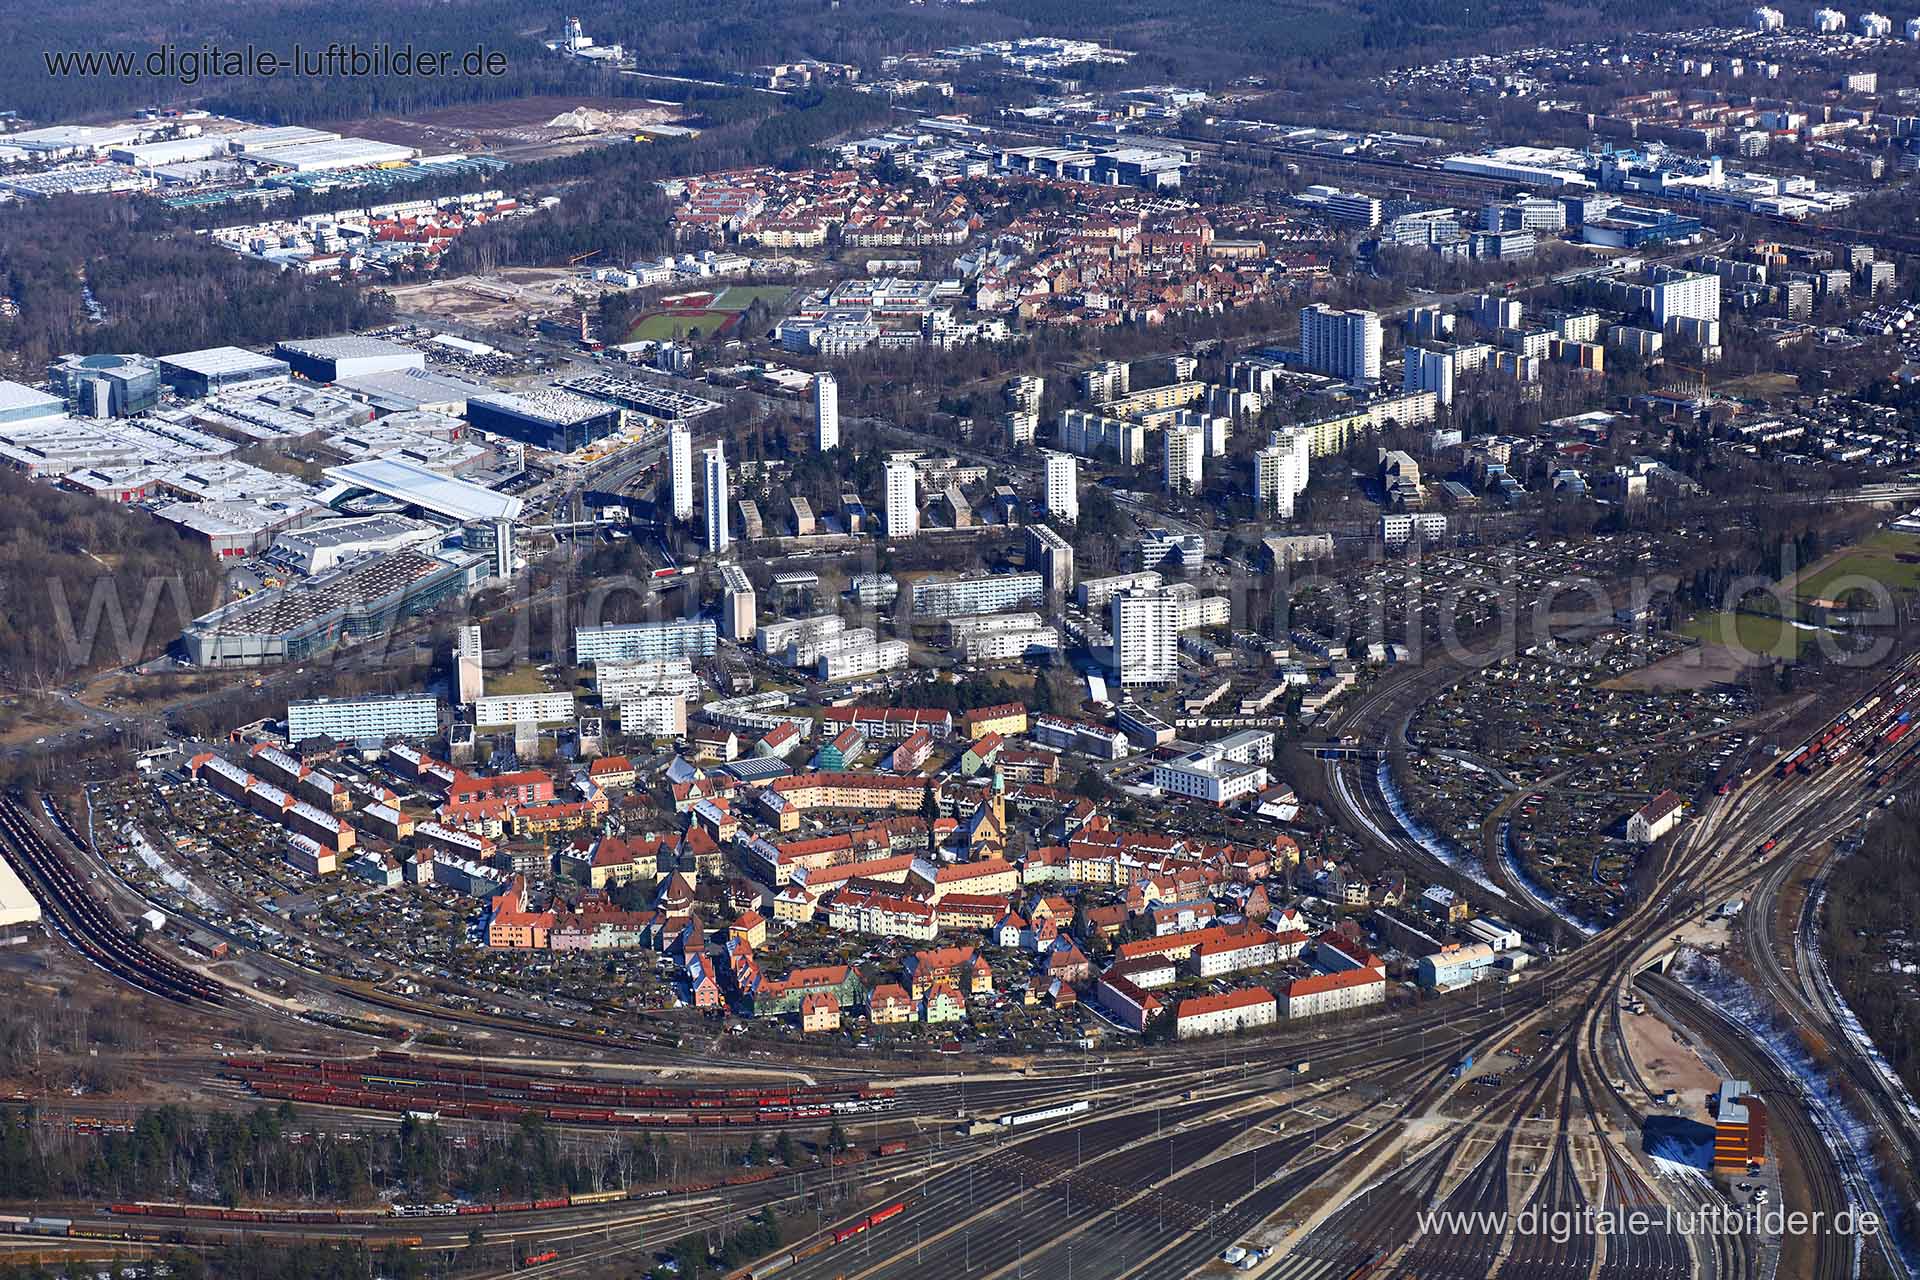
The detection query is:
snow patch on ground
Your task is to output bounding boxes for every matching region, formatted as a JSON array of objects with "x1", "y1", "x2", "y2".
[
  {"x1": 1497, "y1": 819, "x2": 1604, "y2": 938},
  {"x1": 1673, "y1": 948, "x2": 1919, "y2": 1278},
  {"x1": 1375, "y1": 761, "x2": 1509, "y2": 899},
  {"x1": 126, "y1": 825, "x2": 215, "y2": 910}
]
